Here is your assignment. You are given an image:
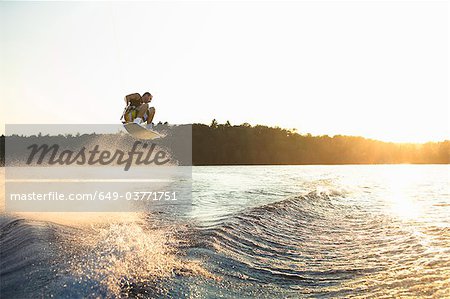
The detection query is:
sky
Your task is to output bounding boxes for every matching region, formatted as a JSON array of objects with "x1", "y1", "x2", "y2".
[{"x1": 1, "y1": 1, "x2": 448, "y2": 143}]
